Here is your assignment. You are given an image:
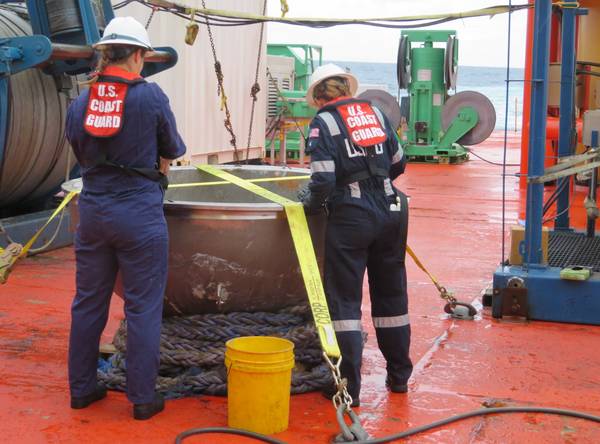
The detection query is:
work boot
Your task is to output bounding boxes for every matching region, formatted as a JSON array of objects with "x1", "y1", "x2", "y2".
[
  {"x1": 133, "y1": 394, "x2": 165, "y2": 420},
  {"x1": 321, "y1": 385, "x2": 360, "y2": 408},
  {"x1": 70, "y1": 385, "x2": 107, "y2": 409},
  {"x1": 385, "y1": 376, "x2": 408, "y2": 393}
]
